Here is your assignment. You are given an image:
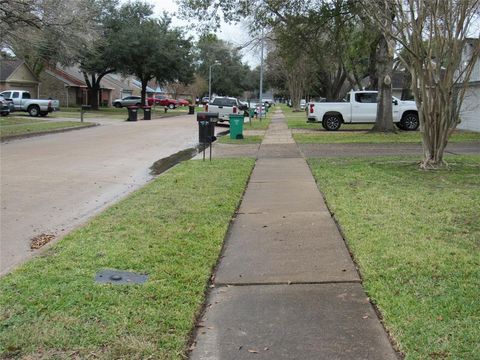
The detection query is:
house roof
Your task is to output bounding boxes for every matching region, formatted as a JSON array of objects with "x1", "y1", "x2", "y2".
[
  {"x1": 46, "y1": 67, "x2": 87, "y2": 87},
  {"x1": 0, "y1": 59, "x2": 33, "y2": 81},
  {"x1": 102, "y1": 73, "x2": 135, "y2": 91},
  {"x1": 132, "y1": 79, "x2": 155, "y2": 92}
]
